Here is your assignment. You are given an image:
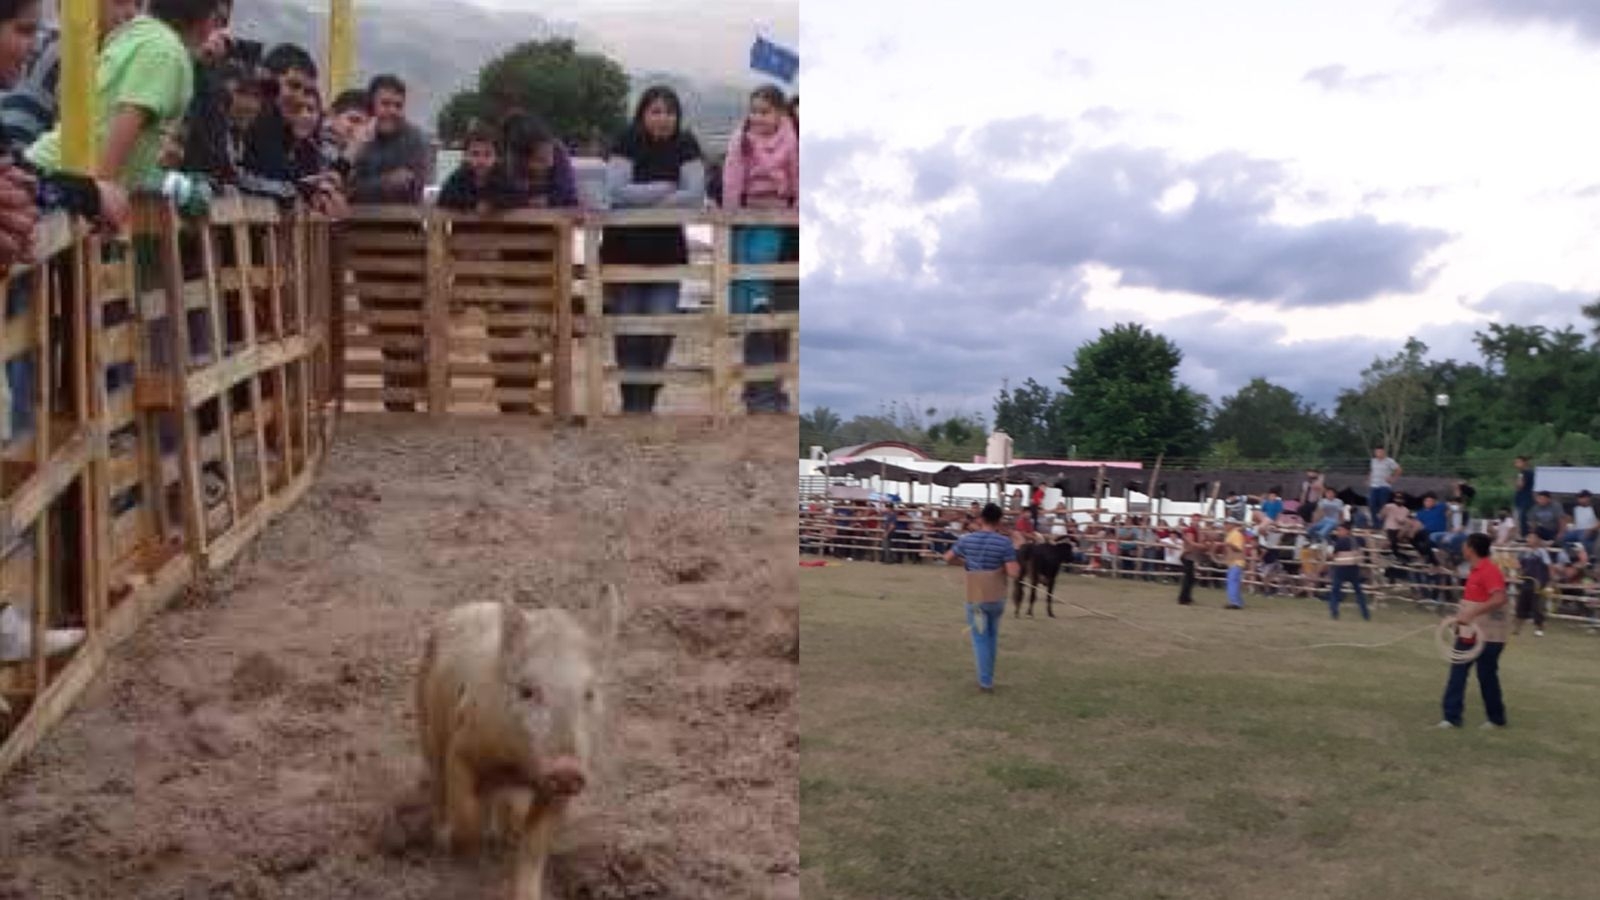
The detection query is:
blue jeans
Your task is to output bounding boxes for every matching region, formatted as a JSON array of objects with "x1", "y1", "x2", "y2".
[
  {"x1": 1226, "y1": 566, "x2": 1244, "y2": 607},
  {"x1": 1442, "y1": 640, "x2": 1505, "y2": 727},
  {"x1": 607, "y1": 283, "x2": 680, "y2": 413},
  {"x1": 1327, "y1": 568, "x2": 1370, "y2": 620},
  {"x1": 965, "y1": 599, "x2": 1005, "y2": 688},
  {"x1": 1368, "y1": 486, "x2": 1392, "y2": 524},
  {"x1": 1560, "y1": 528, "x2": 1597, "y2": 558},
  {"x1": 1433, "y1": 532, "x2": 1468, "y2": 558},
  {"x1": 730, "y1": 226, "x2": 785, "y2": 314},
  {"x1": 1515, "y1": 499, "x2": 1532, "y2": 537},
  {"x1": 1309, "y1": 519, "x2": 1339, "y2": 542}
]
